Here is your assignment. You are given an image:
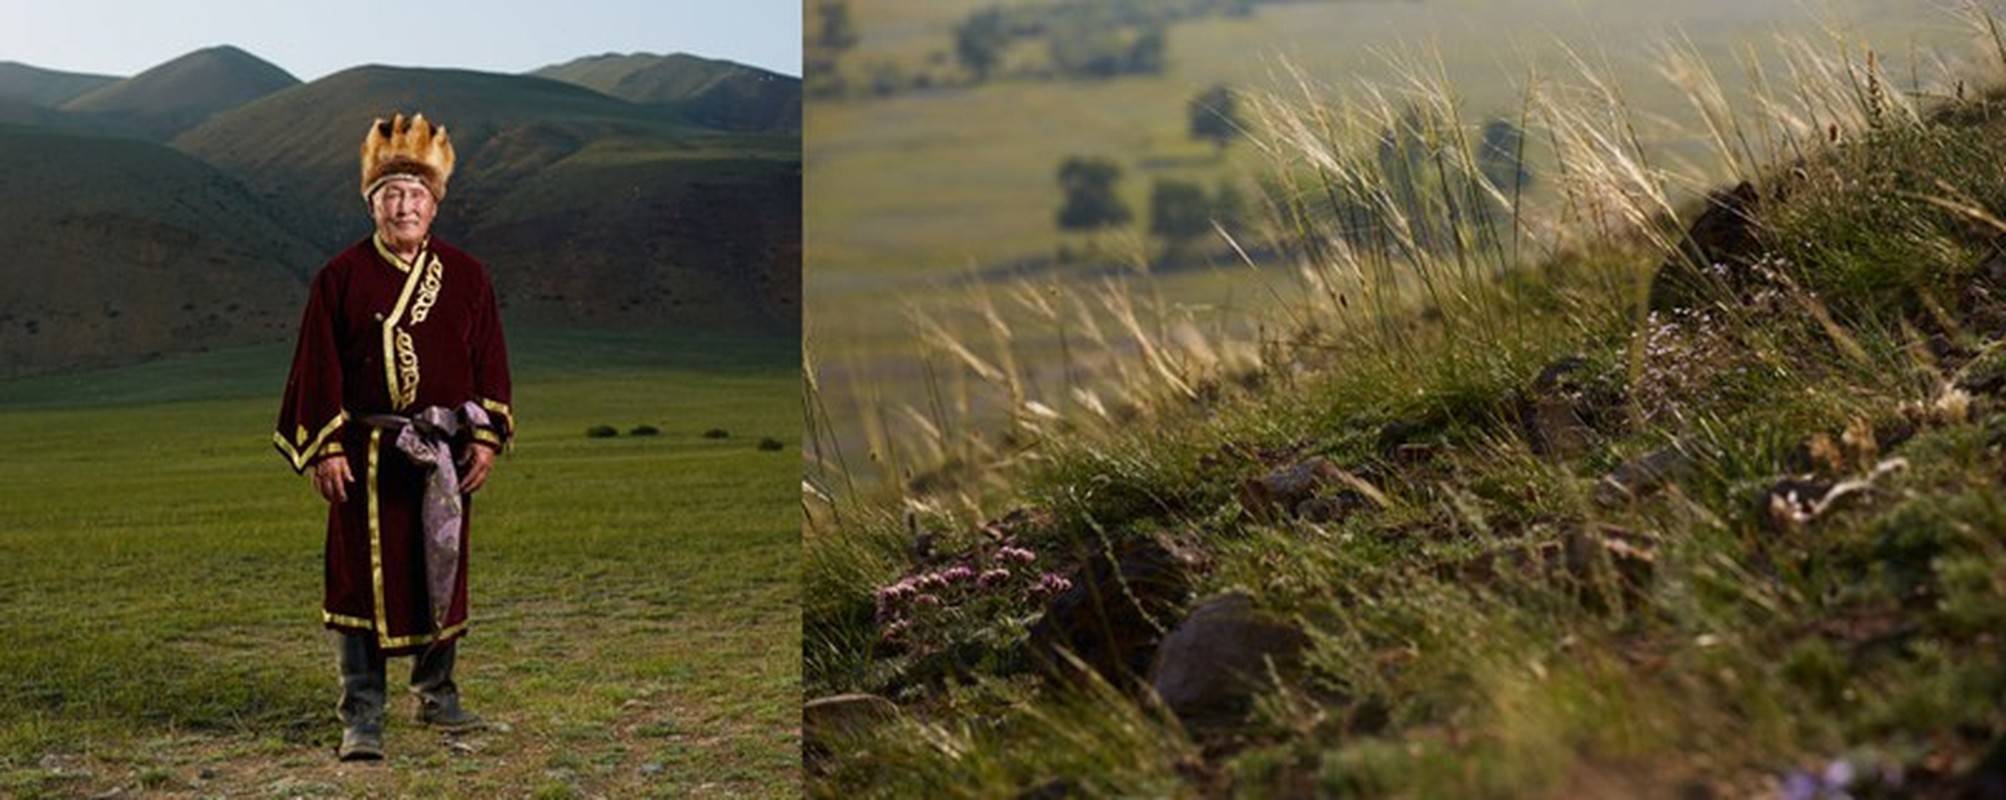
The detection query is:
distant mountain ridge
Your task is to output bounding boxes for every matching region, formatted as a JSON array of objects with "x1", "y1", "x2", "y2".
[
  {"x1": 533, "y1": 52, "x2": 801, "y2": 132},
  {"x1": 62, "y1": 45, "x2": 299, "y2": 140},
  {"x1": 0, "y1": 46, "x2": 799, "y2": 377},
  {"x1": 0, "y1": 61, "x2": 117, "y2": 107}
]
